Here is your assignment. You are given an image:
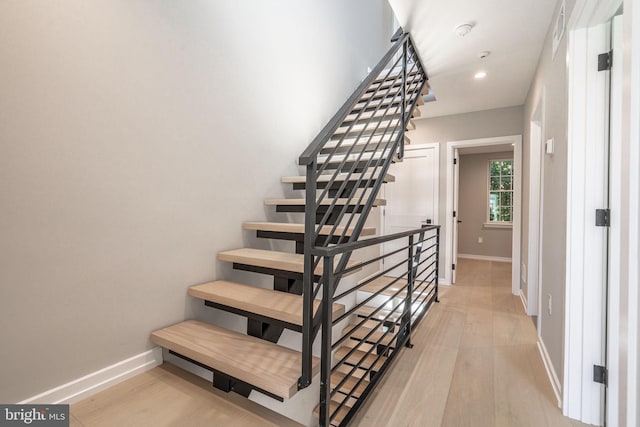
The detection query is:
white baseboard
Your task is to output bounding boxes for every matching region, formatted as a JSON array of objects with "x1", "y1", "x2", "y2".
[
  {"x1": 438, "y1": 278, "x2": 451, "y2": 286},
  {"x1": 537, "y1": 339, "x2": 562, "y2": 408},
  {"x1": 519, "y1": 289, "x2": 528, "y2": 313},
  {"x1": 457, "y1": 253, "x2": 512, "y2": 263},
  {"x1": 19, "y1": 347, "x2": 163, "y2": 405}
]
